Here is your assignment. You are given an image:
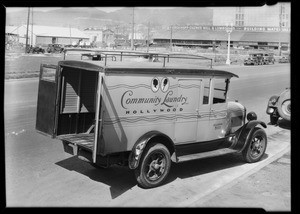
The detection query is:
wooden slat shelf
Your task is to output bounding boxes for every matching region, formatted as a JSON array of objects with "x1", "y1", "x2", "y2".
[{"x1": 59, "y1": 133, "x2": 94, "y2": 151}]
